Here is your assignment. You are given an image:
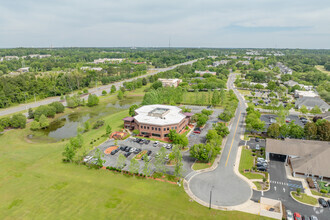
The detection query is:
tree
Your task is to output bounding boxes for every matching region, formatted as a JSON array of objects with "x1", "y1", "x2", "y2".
[
  {"x1": 267, "y1": 123, "x2": 280, "y2": 138},
  {"x1": 288, "y1": 122, "x2": 304, "y2": 139},
  {"x1": 316, "y1": 120, "x2": 330, "y2": 141},
  {"x1": 213, "y1": 123, "x2": 229, "y2": 137},
  {"x1": 142, "y1": 155, "x2": 152, "y2": 176},
  {"x1": 142, "y1": 77, "x2": 147, "y2": 85},
  {"x1": 28, "y1": 108, "x2": 34, "y2": 119},
  {"x1": 190, "y1": 143, "x2": 218, "y2": 162},
  {"x1": 49, "y1": 102, "x2": 65, "y2": 113},
  {"x1": 30, "y1": 120, "x2": 40, "y2": 131},
  {"x1": 171, "y1": 145, "x2": 183, "y2": 178},
  {"x1": 129, "y1": 158, "x2": 140, "y2": 174},
  {"x1": 310, "y1": 106, "x2": 321, "y2": 114},
  {"x1": 94, "y1": 149, "x2": 105, "y2": 167},
  {"x1": 279, "y1": 124, "x2": 290, "y2": 137},
  {"x1": 10, "y1": 113, "x2": 27, "y2": 128},
  {"x1": 87, "y1": 94, "x2": 99, "y2": 107},
  {"x1": 132, "y1": 129, "x2": 140, "y2": 136},
  {"x1": 154, "y1": 147, "x2": 167, "y2": 175},
  {"x1": 276, "y1": 106, "x2": 289, "y2": 125},
  {"x1": 151, "y1": 81, "x2": 163, "y2": 90},
  {"x1": 117, "y1": 90, "x2": 124, "y2": 100},
  {"x1": 102, "y1": 90, "x2": 107, "y2": 96},
  {"x1": 39, "y1": 114, "x2": 50, "y2": 129},
  {"x1": 0, "y1": 125, "x2": 3, "y2": 132},
  {"x1": 62, "y1": 143, "x2": 76, "y2": 162},
  {"x1": 70, "y1": 133, "x2": 83, "y2": 149},
  {"x1": 83, "y1": 121, "x2": 90, "y2": 132},
  {"x1": 168, "y1": 130, "x2": 188, "y2": 148},
  {"x1": 129, "y1": 104, "x2": 139, "y2": 116},
  {"x1": 110, "y1": 85, "x2": 116, "y2": 93},
  {"x1": 299, "y1": 105, "x2": 309, "y2": 114},
  {"x1": 116, "y1": 154, "x2": 126, "y2": 169},
  {"x1": 304, "y1": 122, "x2": 317, "y2": 139},
  {"x1": 106, "y1": 124, "x2": 112, "y2": 135}
]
